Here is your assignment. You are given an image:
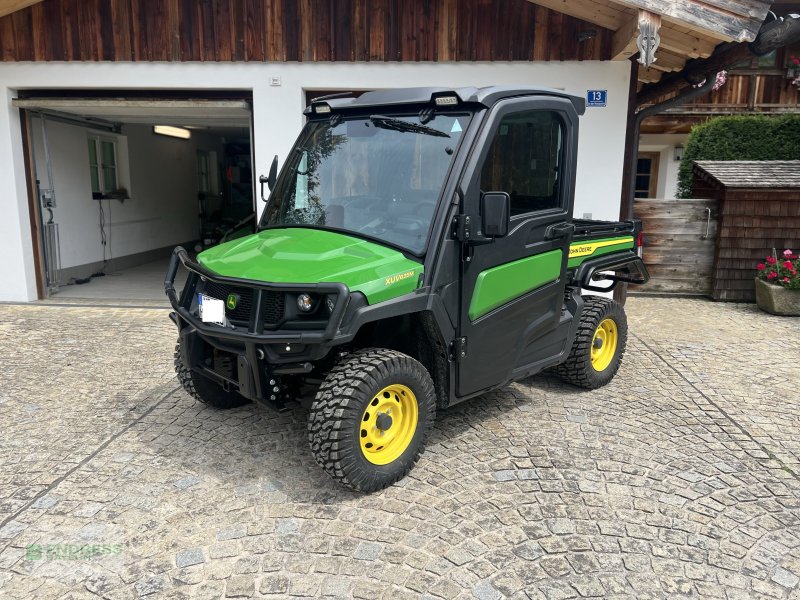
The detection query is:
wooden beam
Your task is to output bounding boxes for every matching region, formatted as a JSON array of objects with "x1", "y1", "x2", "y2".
[
  {"x1": 612, "y1": 14, "x2": 639, "y2": 59},
  {"x1": 649, "y1": 49, "x2": 687, "y2": 71},
  {"x1": 0, "y1": 0, "x2": 44, "y2": 19},
  {"x1": 607, "y1": 0, "x2": 771, "y2": 43},
  {"x1": 524, "y1": 0, "x2": 627, "y2": 31},
  {"x1": 658, "y1": 26, "x2": 718, "y2": 58},
  {"x1": 637, "y1": 66, "x2": 663, "y2": 83}
]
